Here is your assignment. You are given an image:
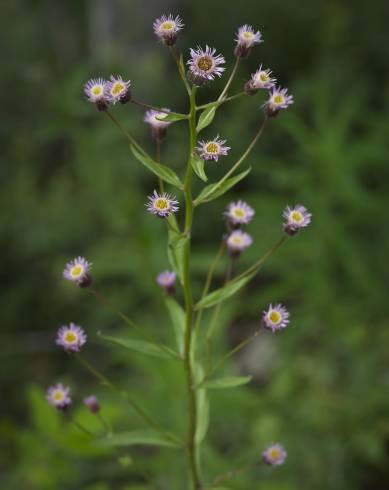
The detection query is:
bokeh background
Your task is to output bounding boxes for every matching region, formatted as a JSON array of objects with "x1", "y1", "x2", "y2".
[{"x1": 2, "y1": 0, "x2": 389, "y2": 489}]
